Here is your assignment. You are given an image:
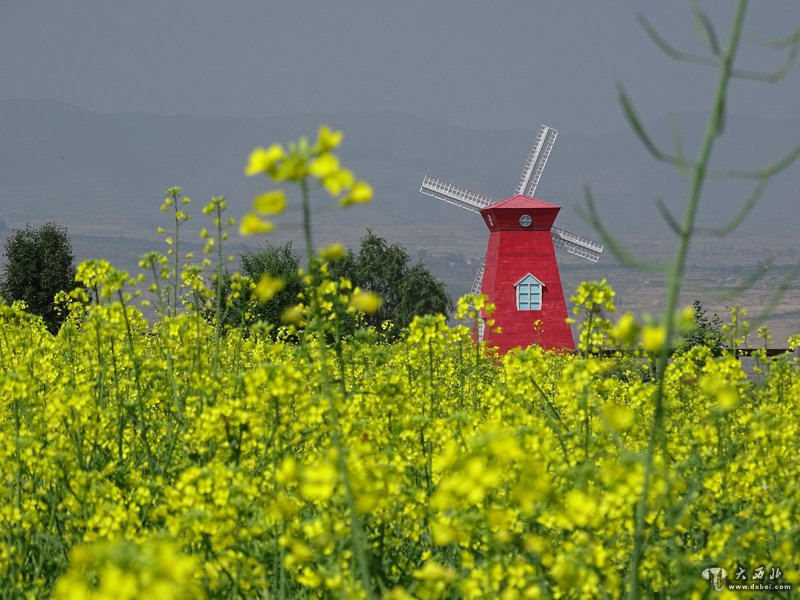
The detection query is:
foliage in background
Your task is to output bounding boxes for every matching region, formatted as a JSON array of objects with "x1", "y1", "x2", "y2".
[
  {"x1": 217, "y1": 233, "x2": 452, "y2": 339},
  {"x1": 215, "y1": 241, "x2": 305, "y2": 334},
  {"x1": 675, "y1": 299, "x2": 727, "y2": 357},
  {"x1": 329, "y1": 230, "x2": 453, "y2": 336},
  {"x1": 0, "y1": 222, "x2": 77, "y2": 333}
]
